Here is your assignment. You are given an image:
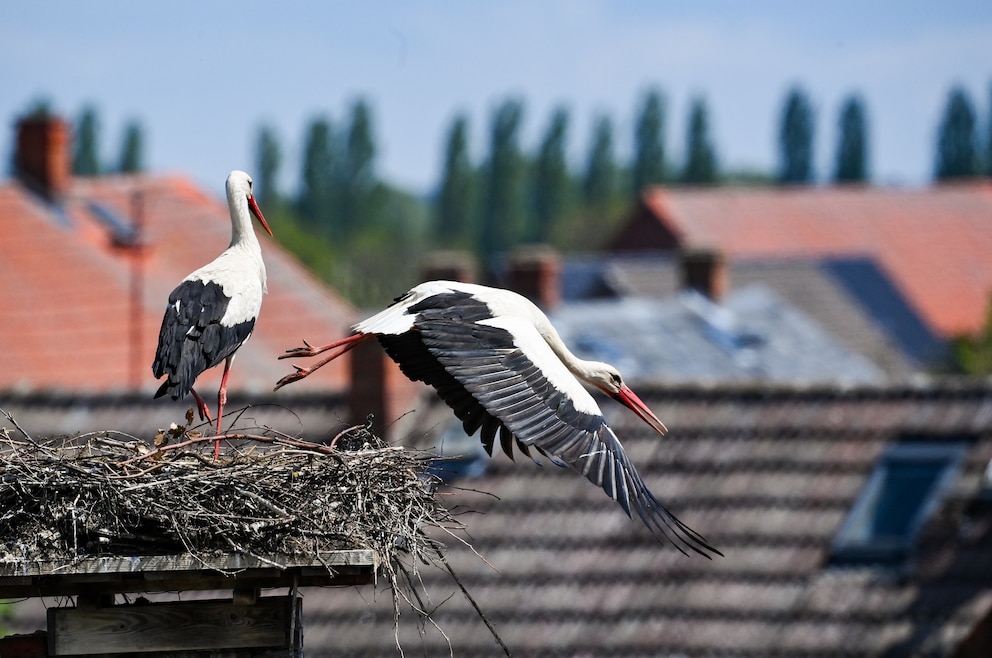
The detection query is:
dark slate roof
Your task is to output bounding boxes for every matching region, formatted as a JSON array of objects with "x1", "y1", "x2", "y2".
[
  {"x1": 9, "y1": 383, "x2": 992, "y2": 657},
  {"x1": 550, "y1": 286, "x2": 885, "y2": 385}
]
